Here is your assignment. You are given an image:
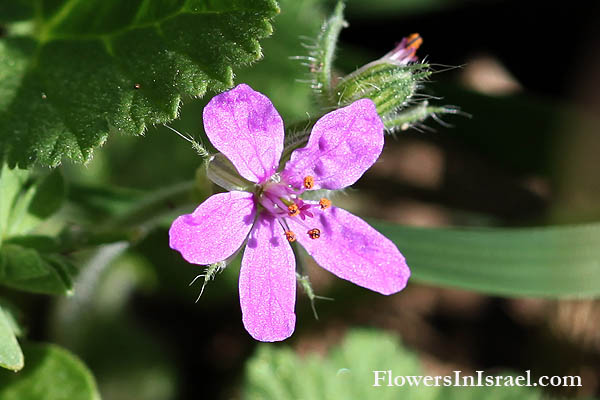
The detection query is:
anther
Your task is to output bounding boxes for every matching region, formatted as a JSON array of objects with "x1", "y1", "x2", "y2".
[
  {"x1": 303, "y1": 176, "x2": 315, "y2": 190},
  {"x1": 288, "y1": 203, "x2": 300, "y2": 217},
  {"x1": 319, "y1": 198, "x2": 331, "y2": 210},
  {"x1": 285, "y1": 230, "x2": 296, "y2": 242},
  {"x1": 307, "y1": 228, "x2": 321, "y2": 239},
  {"x1": 406, "y1": 33, "x2": 423, "y2": 51}
]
